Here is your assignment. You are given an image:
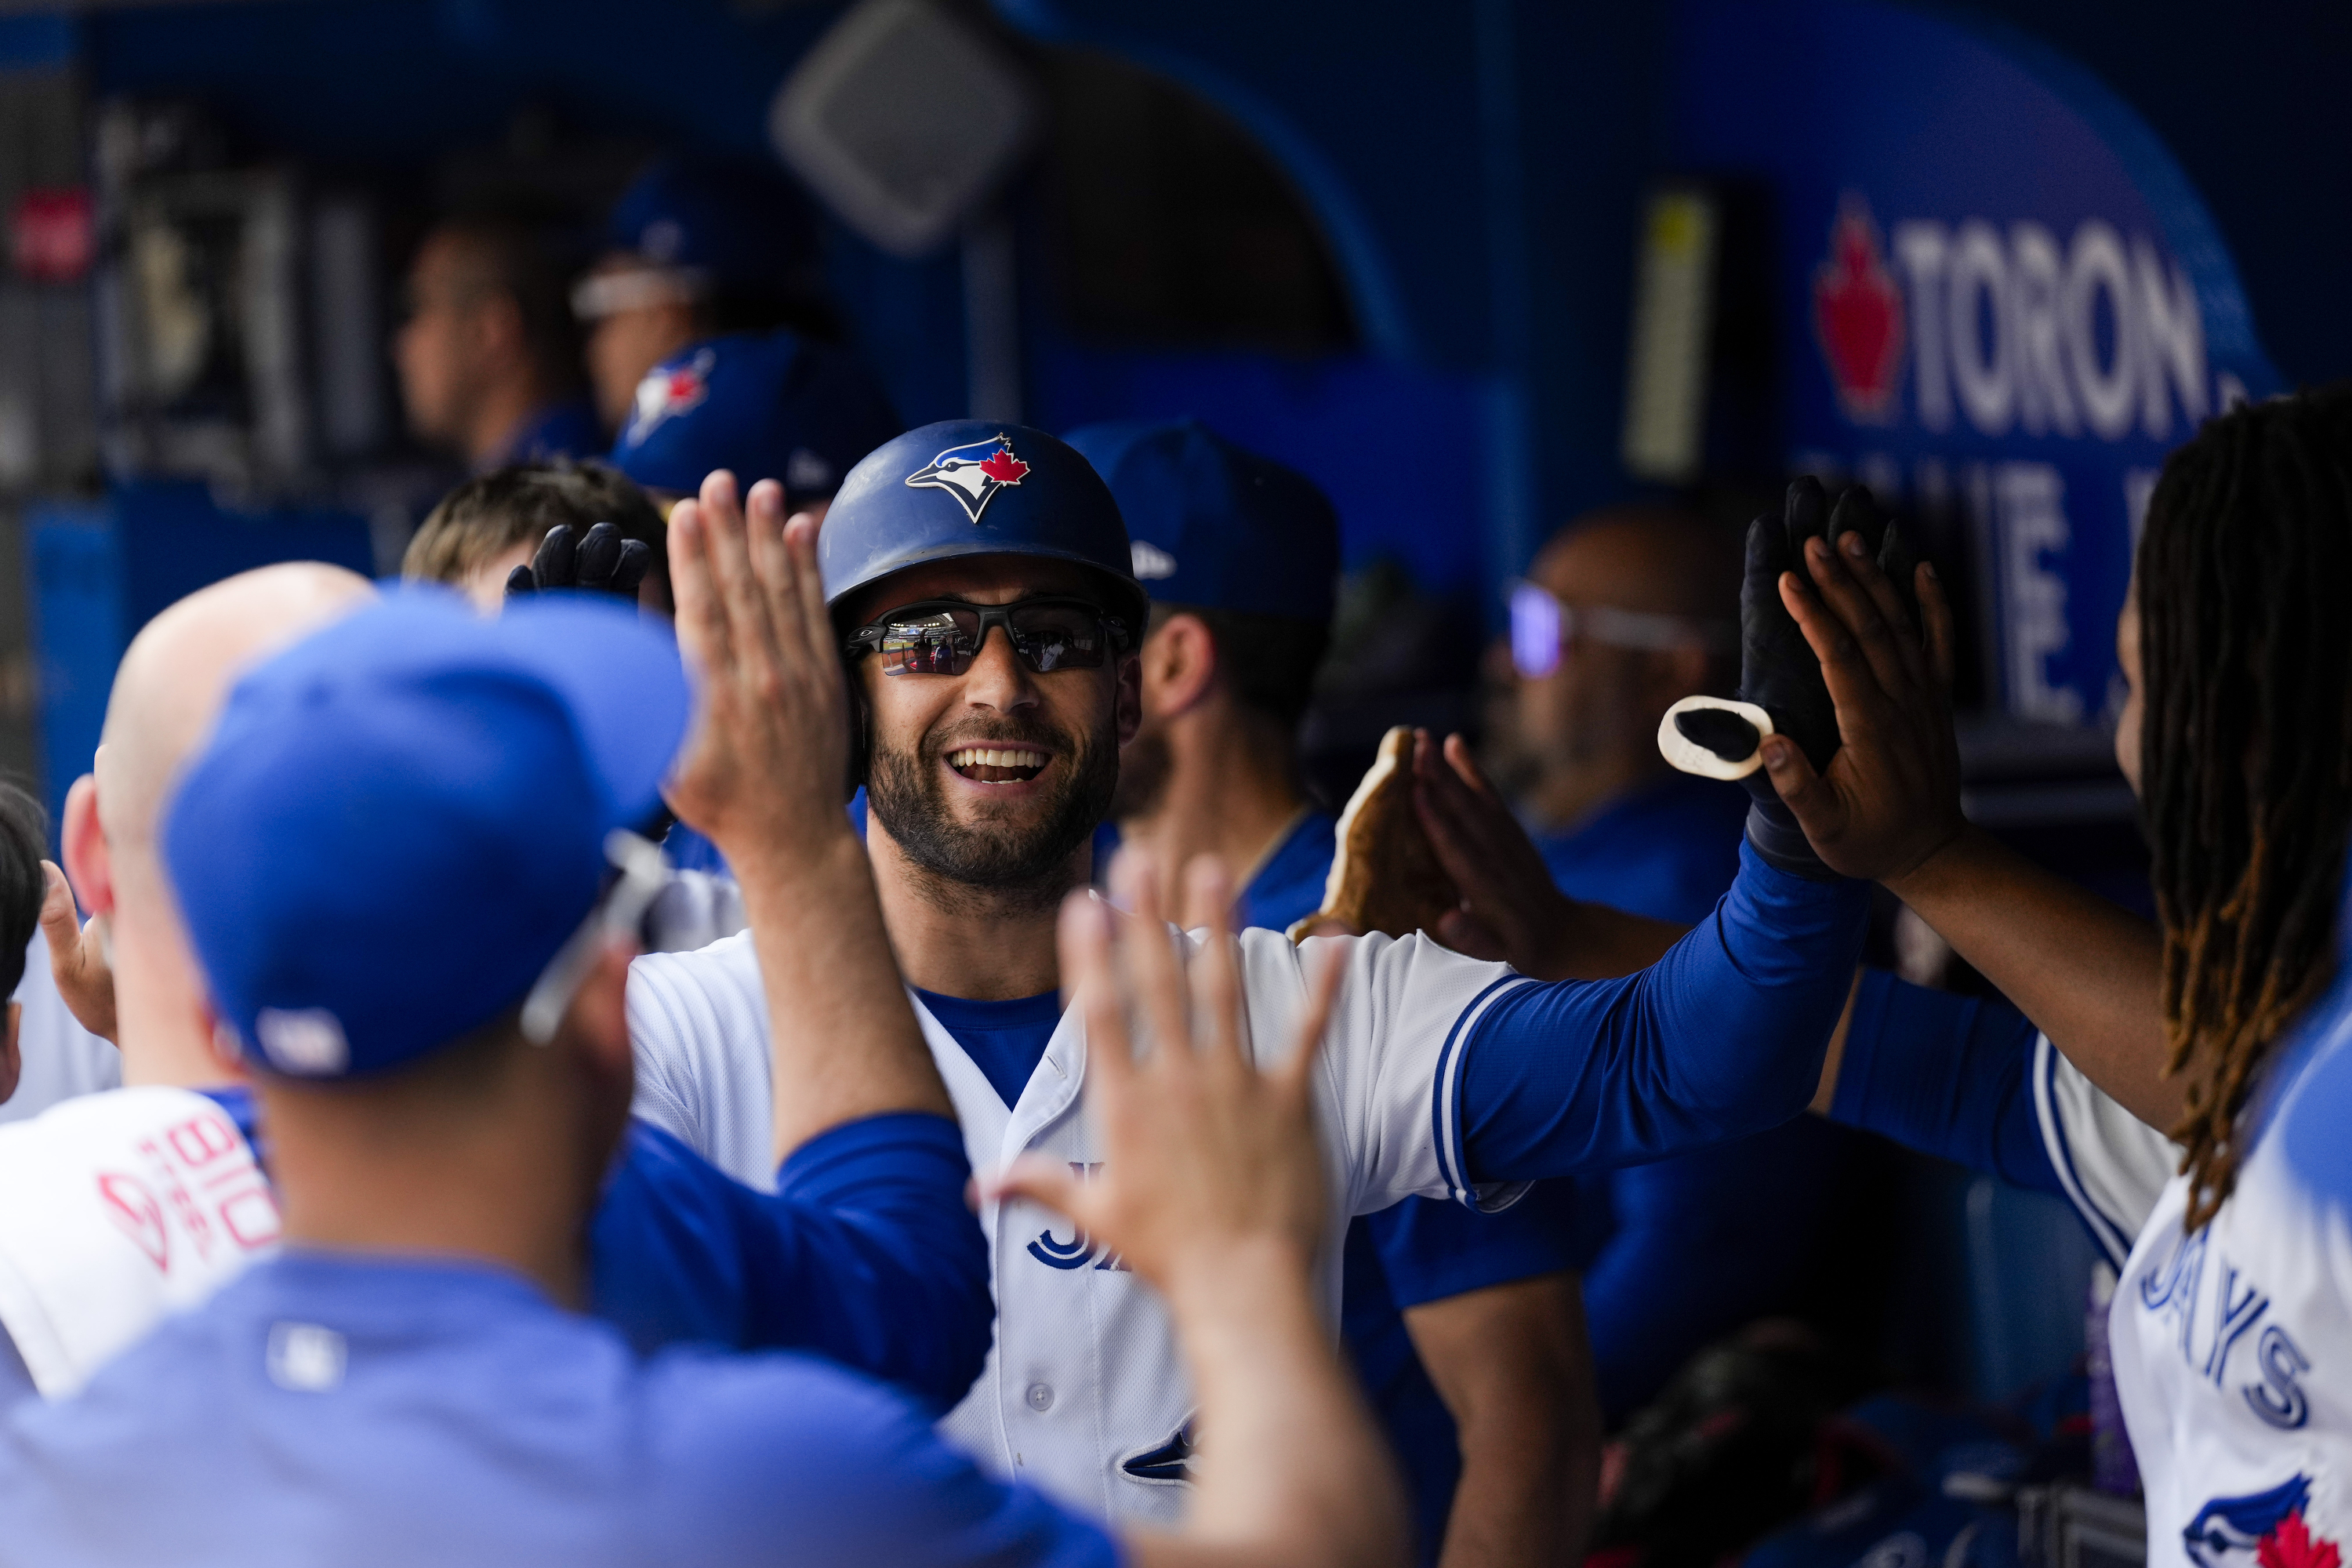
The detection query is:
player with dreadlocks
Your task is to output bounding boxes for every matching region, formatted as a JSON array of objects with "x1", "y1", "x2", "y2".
[
  {"x1": 1405, "y1": 392, "x2": 2352, "y2": 1568},
  {"x1": 1722, "y1": 385, "x2": 2352, "y2": 1568}
]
